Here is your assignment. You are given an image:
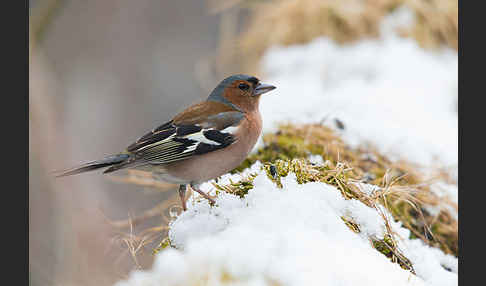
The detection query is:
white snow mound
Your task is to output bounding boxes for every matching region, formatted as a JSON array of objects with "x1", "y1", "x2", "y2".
[{"x1": 116, "y1": 164, "x2": 457, "y2": 286}]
